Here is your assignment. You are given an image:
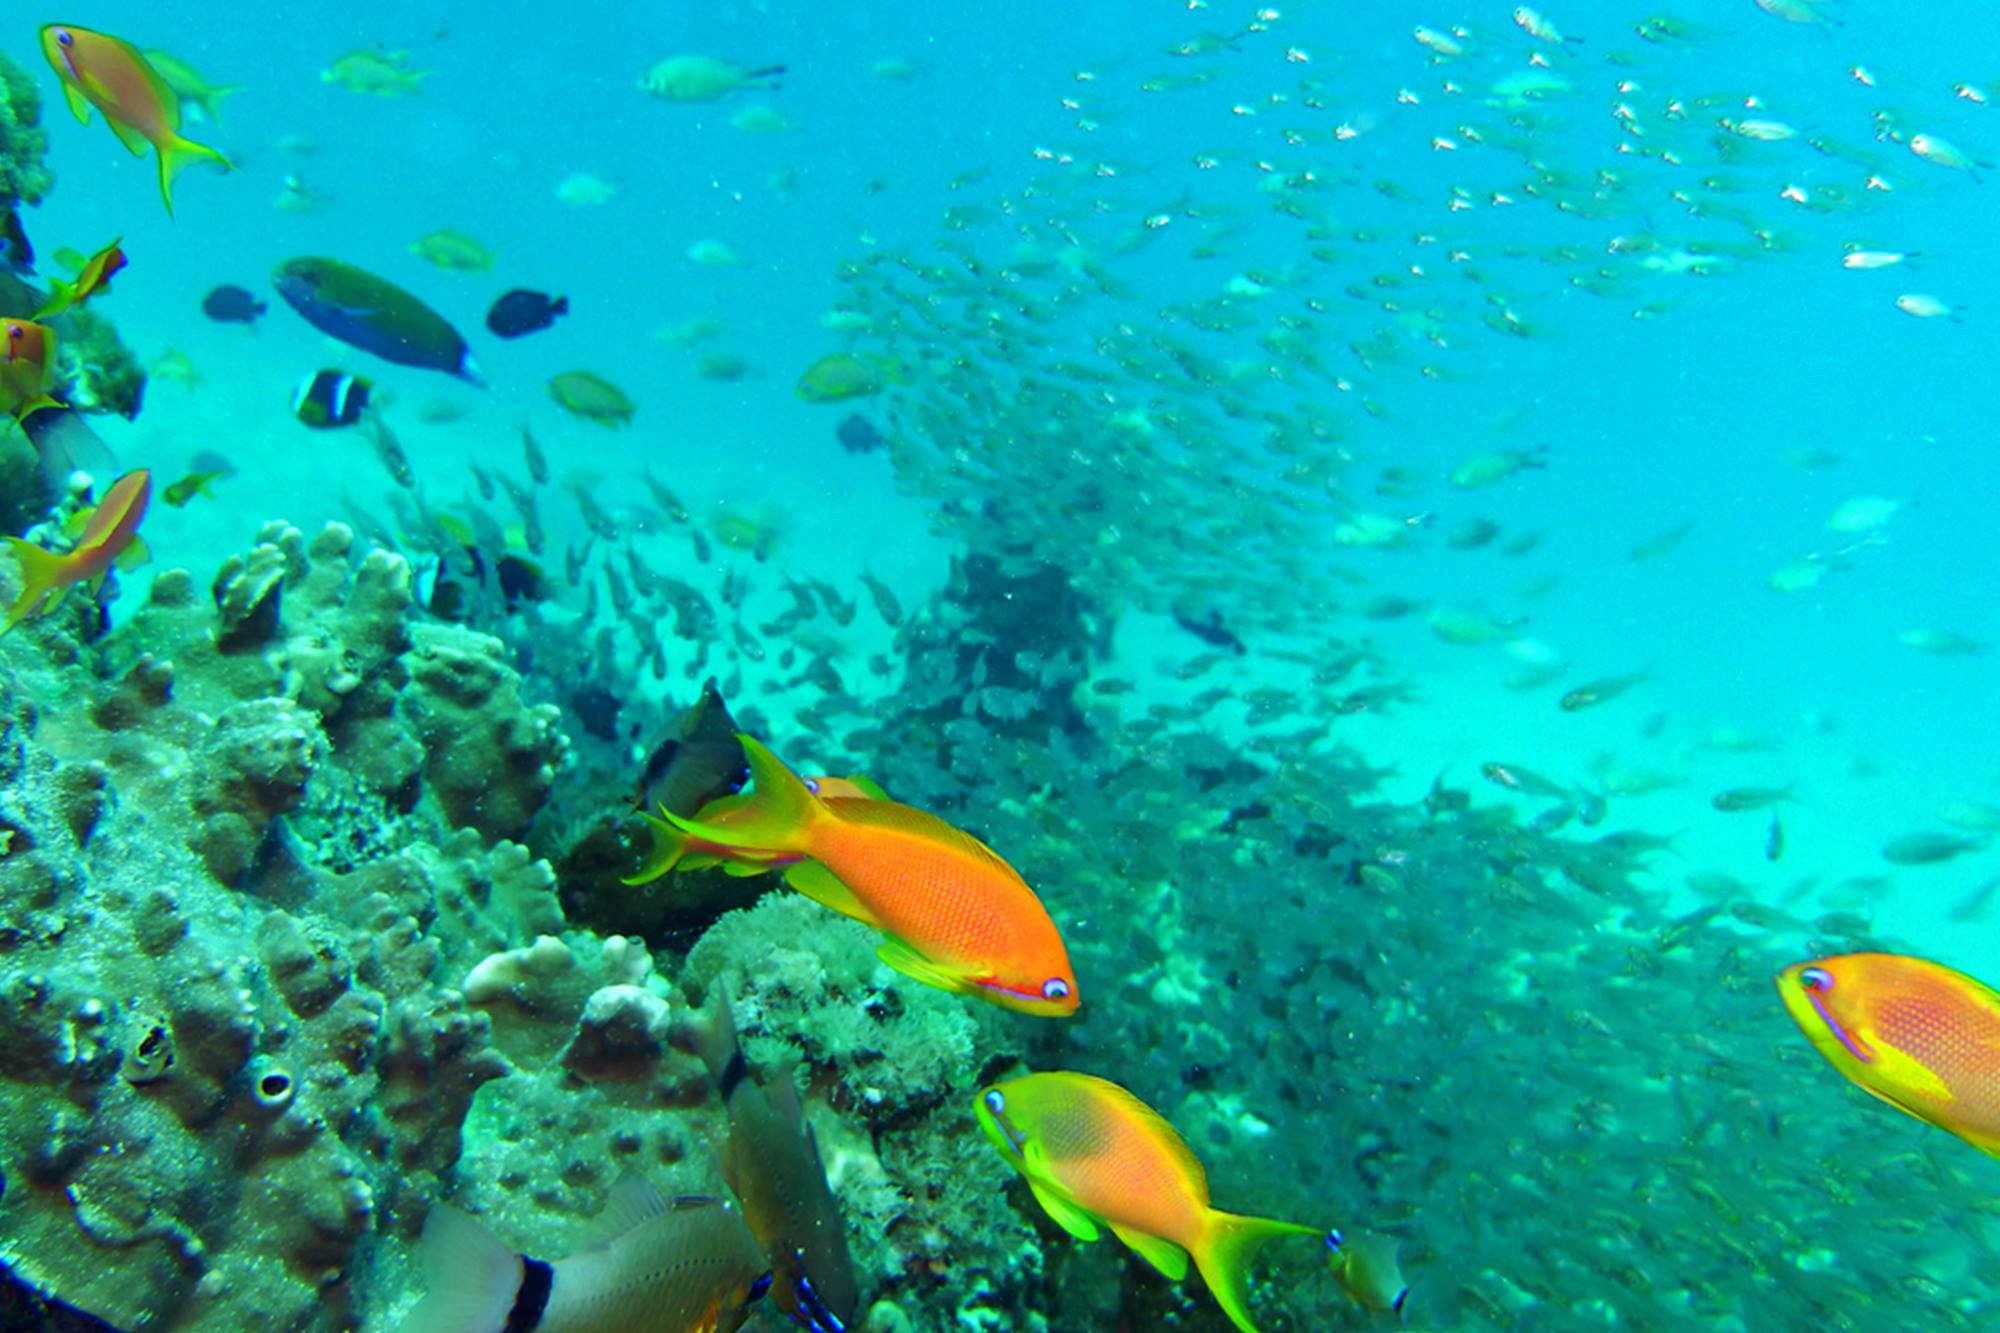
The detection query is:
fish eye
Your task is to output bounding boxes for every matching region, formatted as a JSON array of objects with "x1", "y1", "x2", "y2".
[
  {"x1": 1800, "y1": 966, "x2": 1833, "y2": 993},
  {"x1": 1041, "y1": 977, "x2": 1071, "y2": 1001},
  {"x1": 804, "y1": 778, "x2": 819, "y2": 794},
  {"x1": 982, "y1": 1089, "x2": 1005, "y2": 1115},
  {"x1": 54, "y1": 29, "x2": 73, "y2": 46},
  {"x1": 1325, "y1": 1228, "x2": 1344, "y2": 1253}
]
